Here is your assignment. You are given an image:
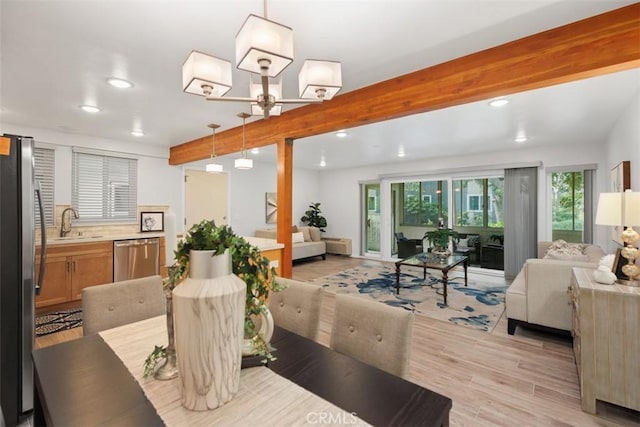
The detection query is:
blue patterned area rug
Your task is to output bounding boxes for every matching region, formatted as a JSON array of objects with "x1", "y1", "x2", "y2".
[{"x1": 311, "y1": 264, "x2": 508, "y2": 333}]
